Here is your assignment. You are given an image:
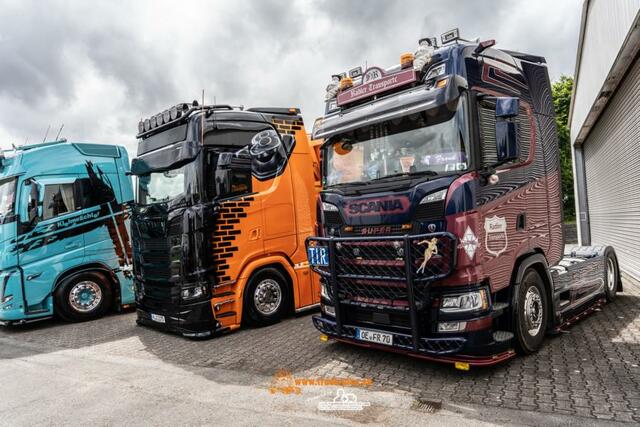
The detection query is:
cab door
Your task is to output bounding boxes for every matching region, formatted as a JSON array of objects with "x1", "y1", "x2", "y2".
[{"x1": 18, "y1": 176, "x2": 86, "y2": 312}]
